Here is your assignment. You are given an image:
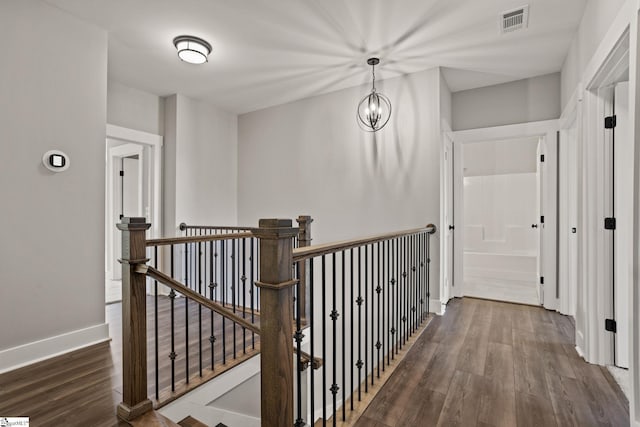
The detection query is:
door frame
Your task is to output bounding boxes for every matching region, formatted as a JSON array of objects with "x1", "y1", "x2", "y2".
[
  {"x1": 558, "y1": 101, "x2": 580, "y2": 319},
  {"x1": 444, "y1": 119, "x2": 560, "y2": 311},
  {"x1": 580, "y1": 28, "x2": 630, "y2": 369},
  {"x1": 440, "y1": 131, "x2": 454, "y2": 314},
  {"x1": 107, "y1": 142, "x2": 144, "y2": 280},
  {"x1": 105, "y1": 124, "x2": 163, "y2": 280}
]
